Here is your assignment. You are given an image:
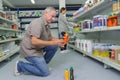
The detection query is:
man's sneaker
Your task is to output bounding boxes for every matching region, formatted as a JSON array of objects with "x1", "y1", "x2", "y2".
[
  {"x1": 64, "y1": 50, "x2": 70, "y2": 53},
  {"x1": 14, "y1": 61, "x2": 20, "y2": 76},
  {"x1": 49, "y1": 67, "x2": 53, "y2": 71},
  {"x1": 60, "y1": 50, "x2": 66, "y2": 54},
  {"x1": 60, "y1": 50, "x2": 70, "y2": 54}
]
